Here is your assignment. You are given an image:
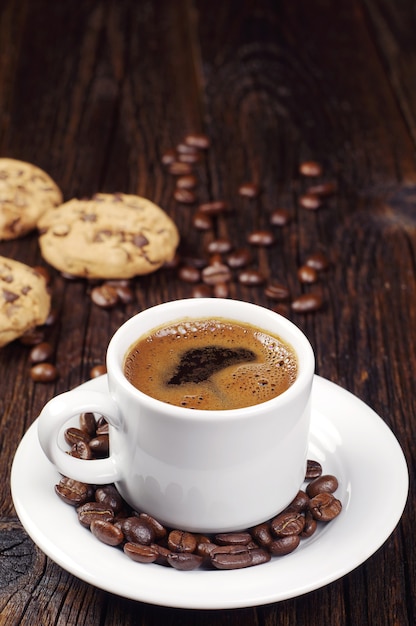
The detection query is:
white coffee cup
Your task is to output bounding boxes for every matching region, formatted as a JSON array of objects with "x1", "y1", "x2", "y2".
[{"x1": 38, "y1": 298, "x2": 315, "y2": 533}]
